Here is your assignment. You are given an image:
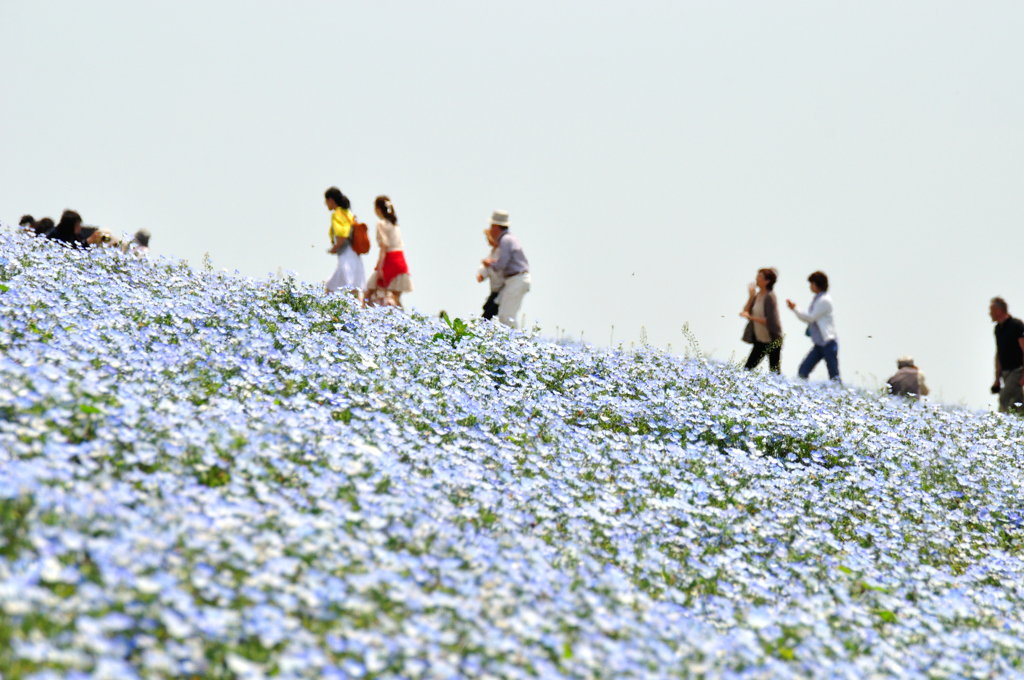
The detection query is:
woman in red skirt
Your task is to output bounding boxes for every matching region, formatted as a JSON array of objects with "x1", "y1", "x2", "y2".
[{"x1": 365, "y1": 195, "x2": 413, "y2": 307}]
